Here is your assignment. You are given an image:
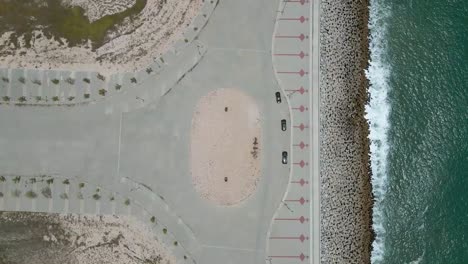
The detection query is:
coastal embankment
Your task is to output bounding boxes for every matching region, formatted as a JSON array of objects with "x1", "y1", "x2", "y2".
[{"x1": 320, "y1": 0, "x2": 373, "y2": 263}]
